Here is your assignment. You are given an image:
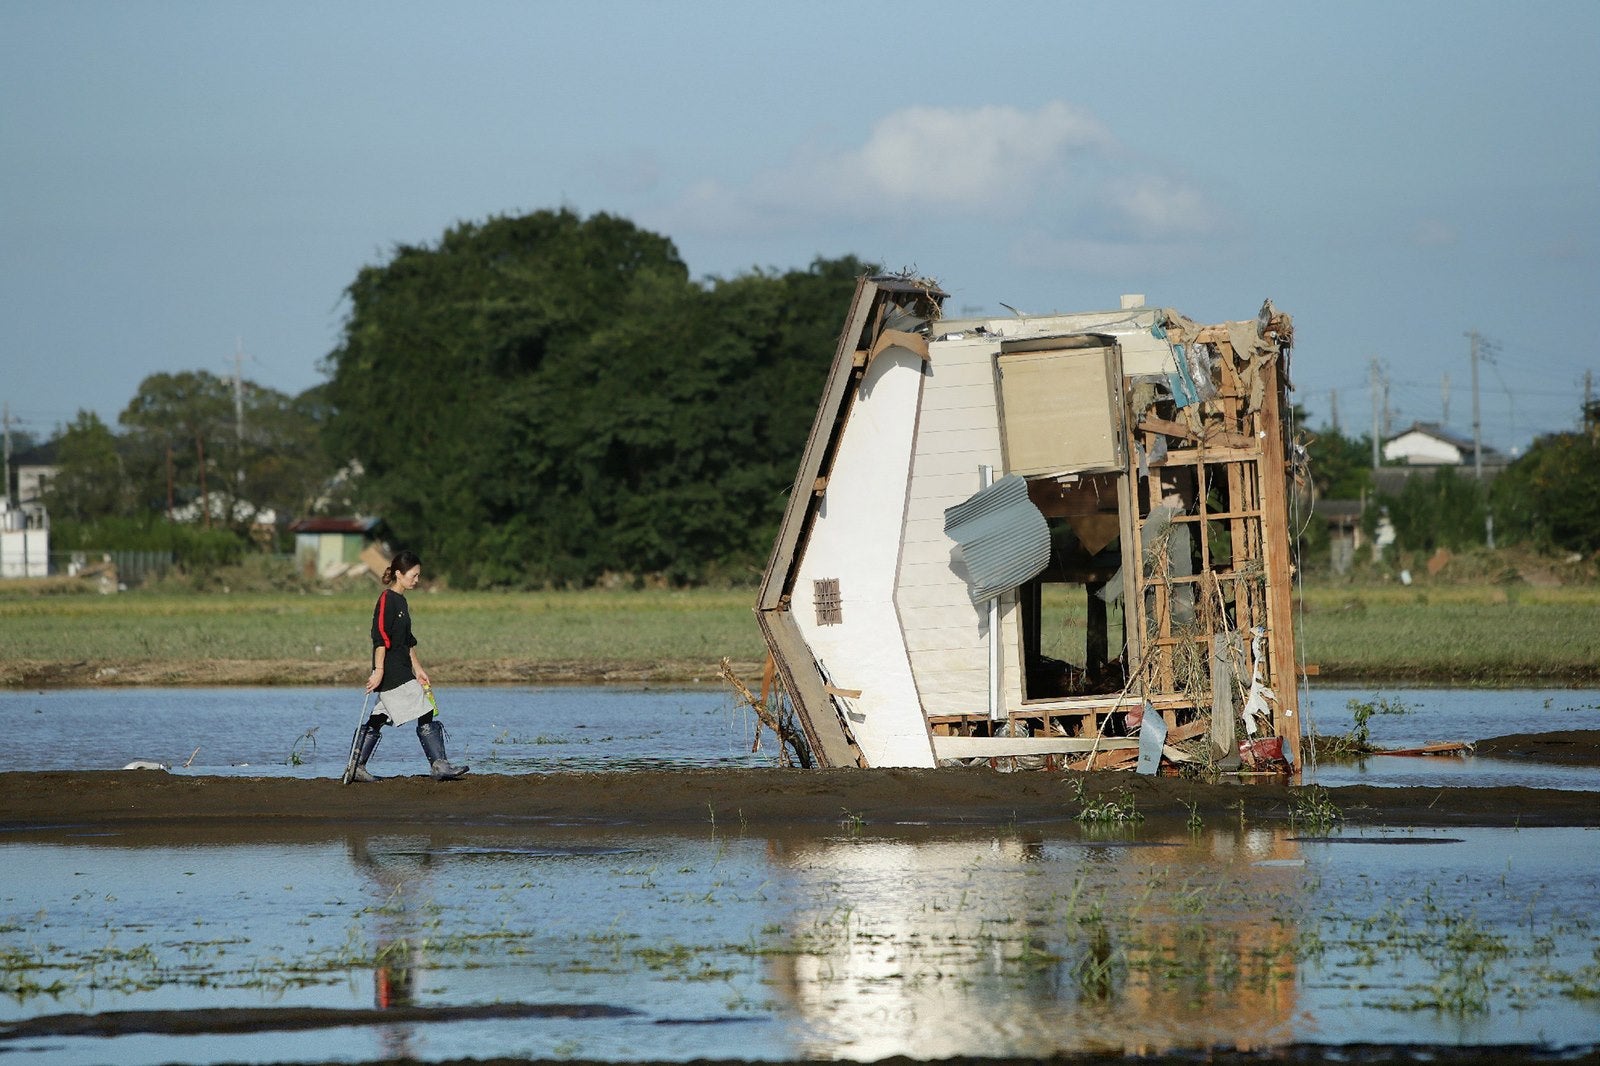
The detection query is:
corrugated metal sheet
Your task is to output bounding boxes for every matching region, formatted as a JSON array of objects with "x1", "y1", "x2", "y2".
[{"x1": 942, "y1": 474, "x2": 1050, "y2": 604}]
